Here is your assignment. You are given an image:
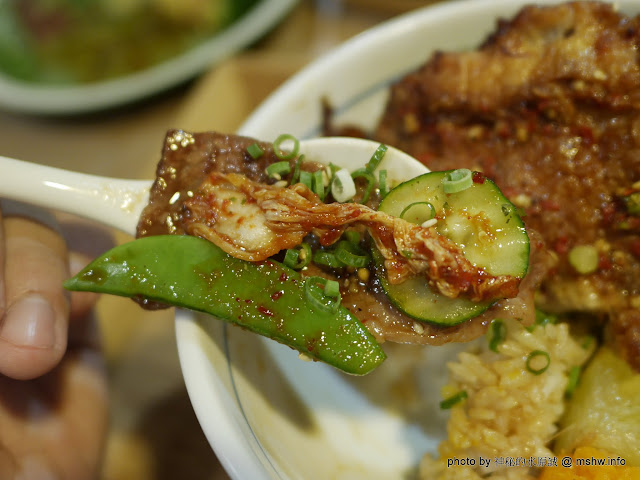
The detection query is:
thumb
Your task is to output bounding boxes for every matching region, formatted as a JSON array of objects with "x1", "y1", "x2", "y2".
[{"x1": 0, "y1": 208, "x2": 70, "y2": 381}]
